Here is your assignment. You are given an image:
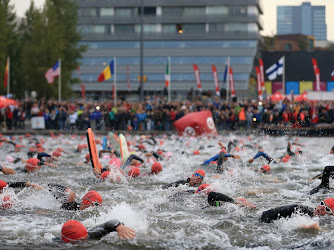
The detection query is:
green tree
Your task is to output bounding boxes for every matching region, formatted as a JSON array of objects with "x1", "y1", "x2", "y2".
[
  {"x1": 262, "y1": 36, "x2": 275, "y2": 52},
  {"x1": 21, "y1": 0, "x2": 85, "y2": 99},
  {"x1": 297, "y1": 37, "x2": 308, "y2": 51},
  {"x1": 0, "y1": 0, "x2": 16, "y2": 95}
]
